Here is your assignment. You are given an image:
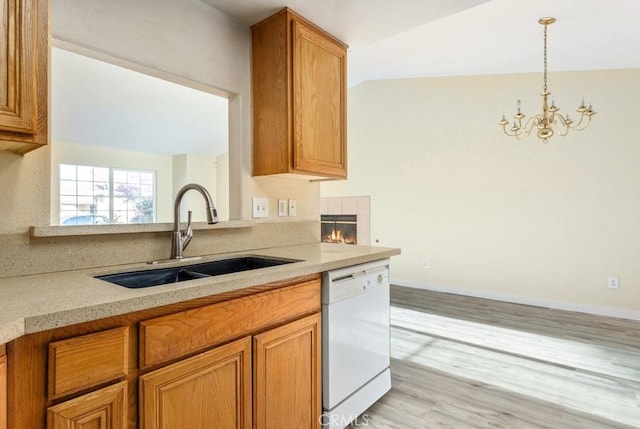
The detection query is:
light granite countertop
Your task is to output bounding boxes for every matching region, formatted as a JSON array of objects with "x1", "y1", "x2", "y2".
[{"x1": 0, "y1": 243, "x2": 400, "y2": 344}]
